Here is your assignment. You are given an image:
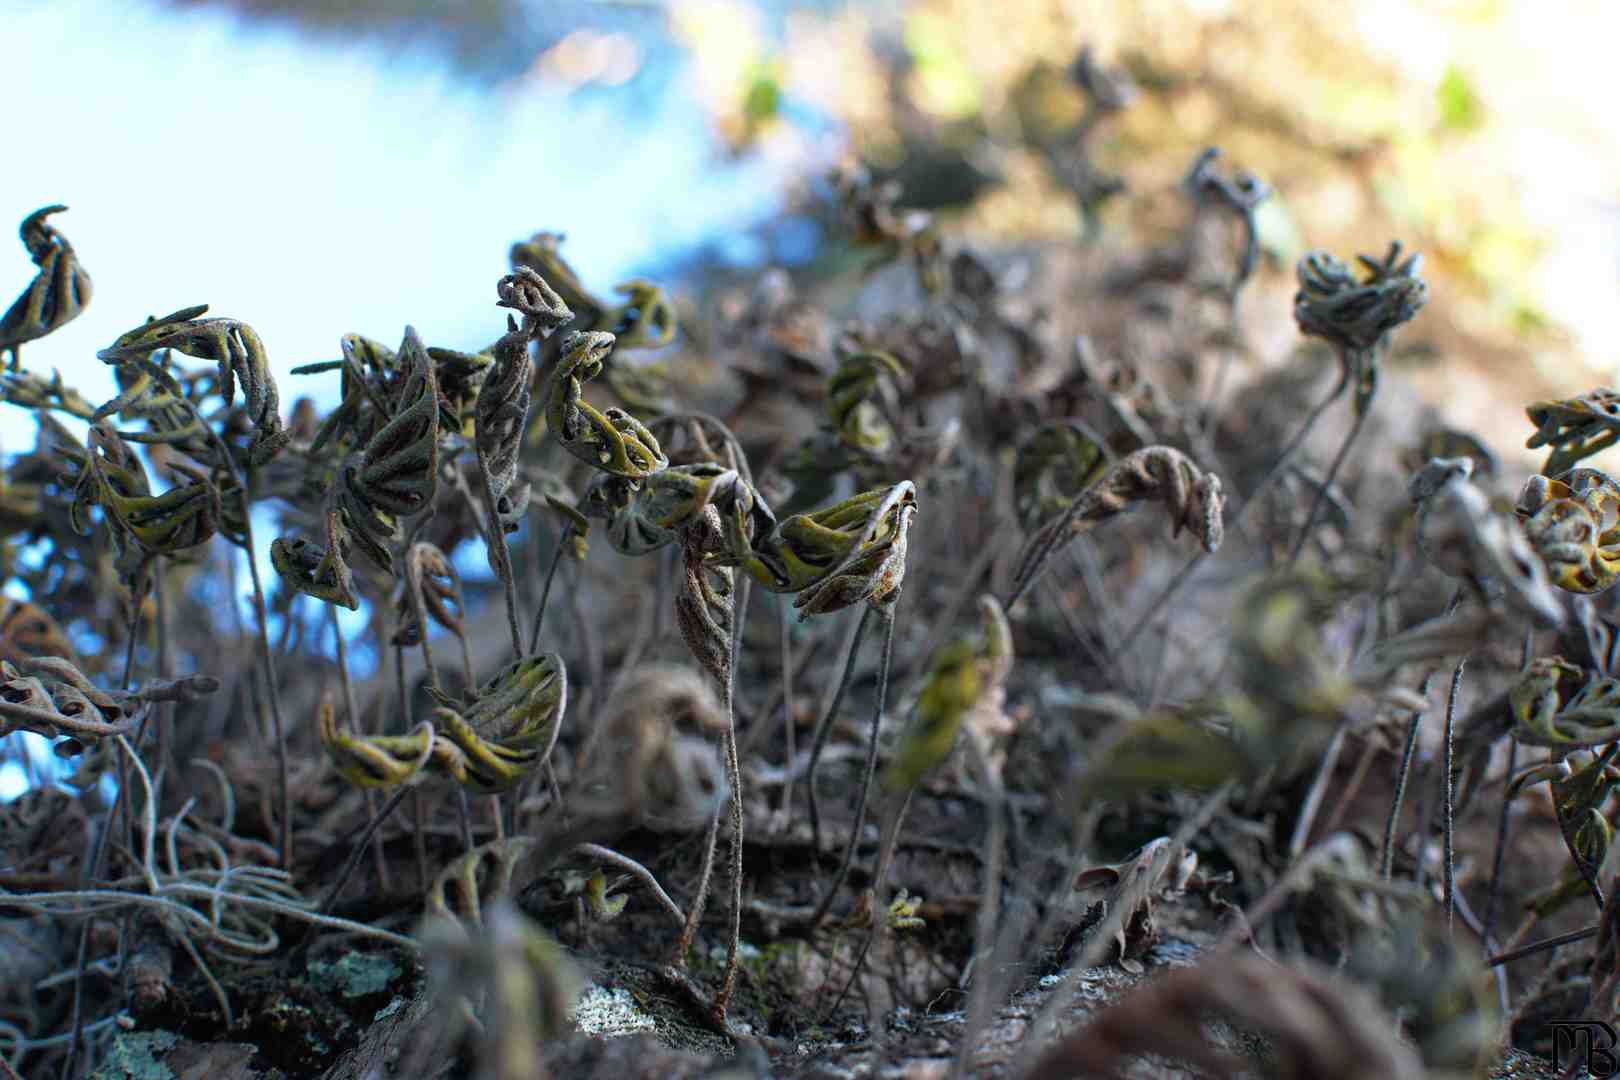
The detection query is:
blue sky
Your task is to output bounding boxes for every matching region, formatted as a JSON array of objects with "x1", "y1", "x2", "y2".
[{"x1": 0, "y1": 0, "x2": 799, "y2": 444}]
